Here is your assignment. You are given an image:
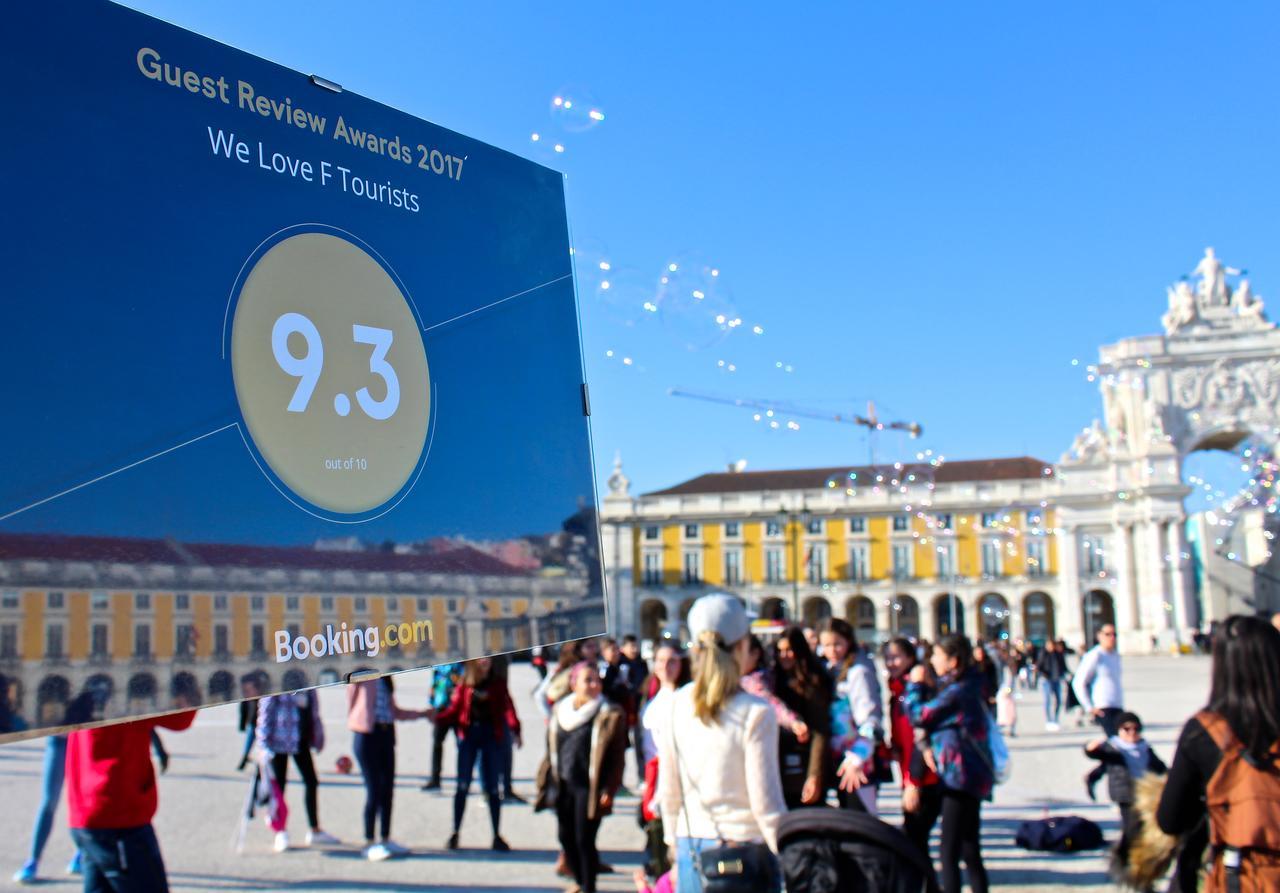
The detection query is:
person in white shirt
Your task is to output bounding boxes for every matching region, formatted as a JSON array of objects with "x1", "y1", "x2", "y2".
[
  {"x1": 658, "y1": 594, "x2": 787, "y2": 893},
  {"x1": 1071, "y1": 624, "x2": 1125, "y2": 737}
]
